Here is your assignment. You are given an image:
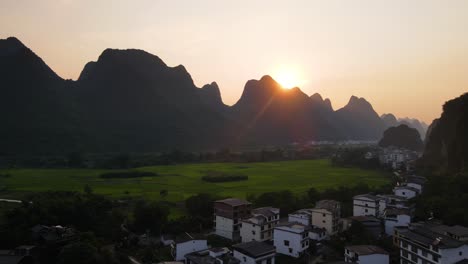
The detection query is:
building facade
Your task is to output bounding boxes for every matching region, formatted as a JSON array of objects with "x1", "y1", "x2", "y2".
[
  {"x1": 344, "y1": 245, "x2": 389, "y2": 264},
  {"x1": 214, "y1": 198, "x2": 252, "y2": 241},
  {"x1": 310, "y1": 200, "x2": 341, "y2": 235},
  {"x1": 240, "y1": 207, "x2": 280, "y2": 242},
  {"x1": 273, "y1": 223, "x2": 310, "y2": 258}
]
